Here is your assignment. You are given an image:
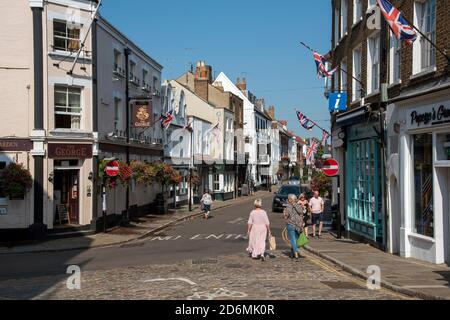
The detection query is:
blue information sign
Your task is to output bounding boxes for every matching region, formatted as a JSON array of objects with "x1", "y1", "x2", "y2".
[{"x1": 328, "y1": 92, "x2": 347, "y2": 112}]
